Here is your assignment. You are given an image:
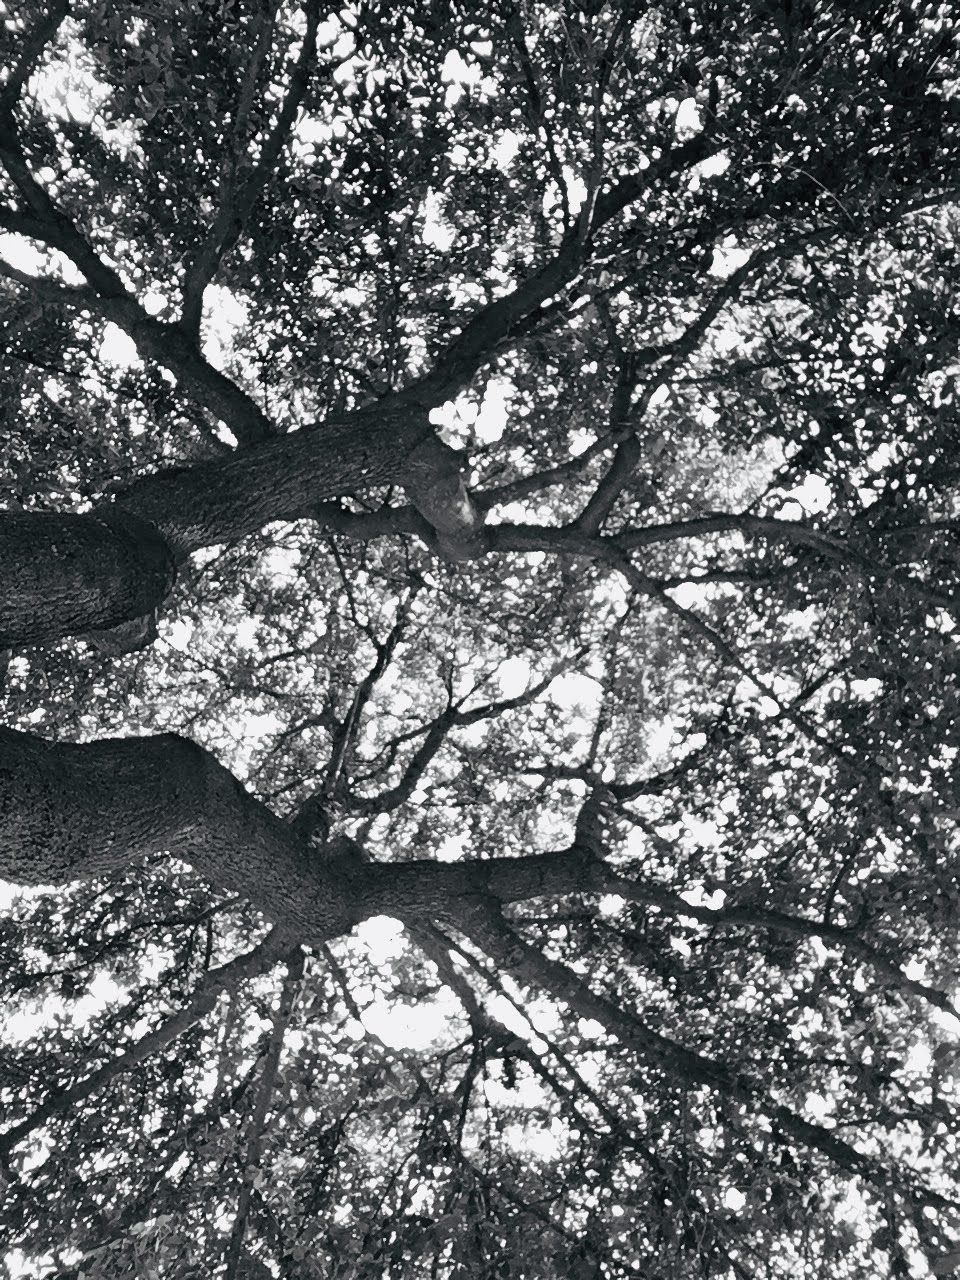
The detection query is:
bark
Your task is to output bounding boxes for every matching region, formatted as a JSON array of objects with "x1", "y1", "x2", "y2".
[
  {"x1": 0, "y1": 509, "x2": 176, "y2": 649},
  {"x1": 115, "y1": 405, "x2": 434, "y2": 558},
  {"x1": 0, "y1": 727, "x2": 352, "y2": 935},
  {"x1": 0, "y1": 406, "x2": 481, "y2": 648},
  {"x1": 402, "y1": 434, "x2": 487, "y2": 560},
  {"x1": 0, "y1": 728, "x2": 602, "y2": 939}
]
